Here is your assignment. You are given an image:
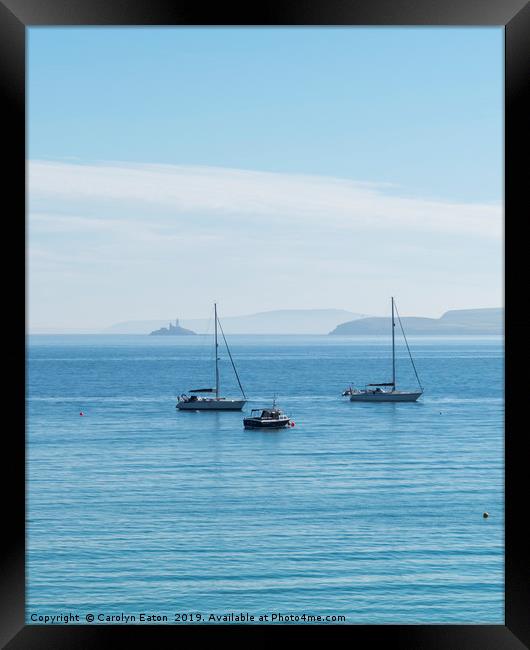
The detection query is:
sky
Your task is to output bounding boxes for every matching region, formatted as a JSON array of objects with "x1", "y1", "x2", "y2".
[{"x1": 27, "y1": 27, "x2": 503, "y2": 331}]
